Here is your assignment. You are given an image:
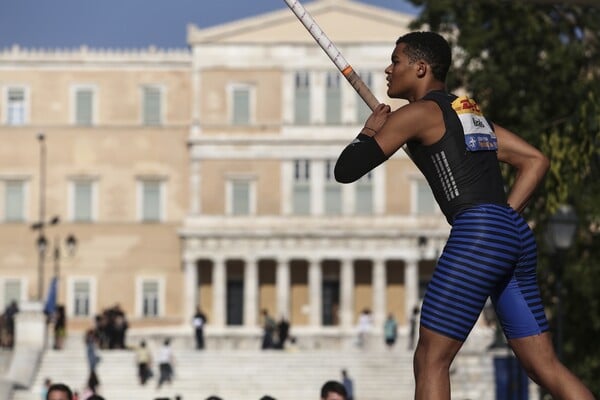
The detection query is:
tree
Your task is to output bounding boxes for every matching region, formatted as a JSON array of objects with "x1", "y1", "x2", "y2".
[{"x1": 408, "y1": 0, "x2": 600, "y2": 394}]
